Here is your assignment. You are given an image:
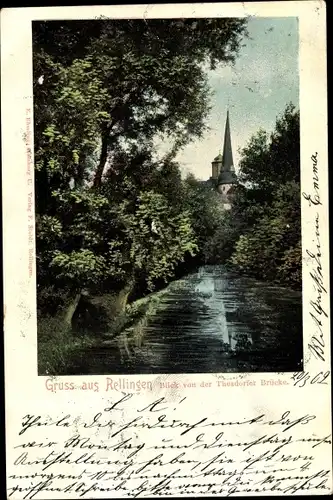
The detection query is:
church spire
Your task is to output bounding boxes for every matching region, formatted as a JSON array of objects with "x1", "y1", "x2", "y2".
[
  {"x1": 216, "y1": 110, "x2": 238, "y2": 188},
  {"x1": 221, "y1": 109, "x2": 234, "y2": 172}
]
